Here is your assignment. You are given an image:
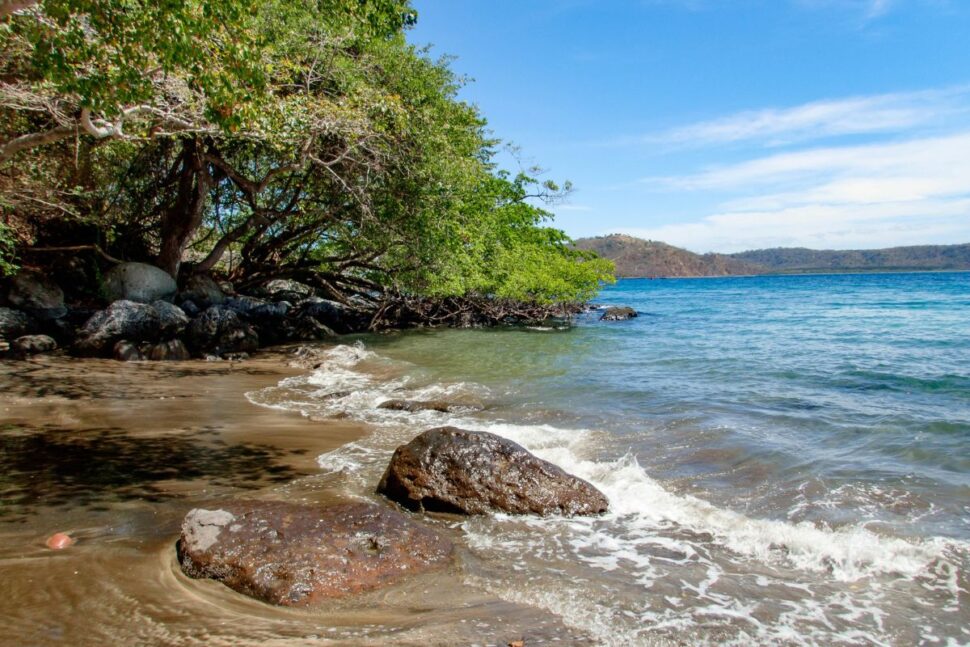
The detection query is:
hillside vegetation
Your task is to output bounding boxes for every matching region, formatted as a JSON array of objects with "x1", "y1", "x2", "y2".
[
  {"x1": 574, "y1": 235, "x2": 762, "y2": 277},
  {"x1": 576, "y1": 234, "x2": 970, "y2": 278}
]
